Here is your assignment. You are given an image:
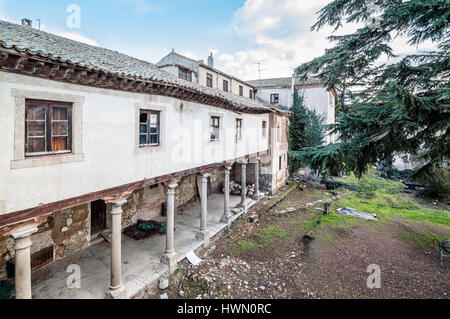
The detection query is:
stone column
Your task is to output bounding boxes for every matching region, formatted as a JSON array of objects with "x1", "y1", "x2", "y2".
[
  {"x1": 221, "y1": 166, "x2": 232, "y2": 226},
  {"x1": 239, "y1": 163, "x2": 247, "y2": 207},
  {"x1": 11, "y1": 227, "x2": 38, "y2": 299},
  {"x1": 253, "y1": 159, "x2": 260, "y2": 200},
  {"x1": 106, "y1": 200, "x2": 127, "y2": 299},
  {"x1": 162, "y1": 183, "x2": 178, "y2": 271},
  {"x1": 196, "y1": 174, "x2": 210, "y2": 244}
]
